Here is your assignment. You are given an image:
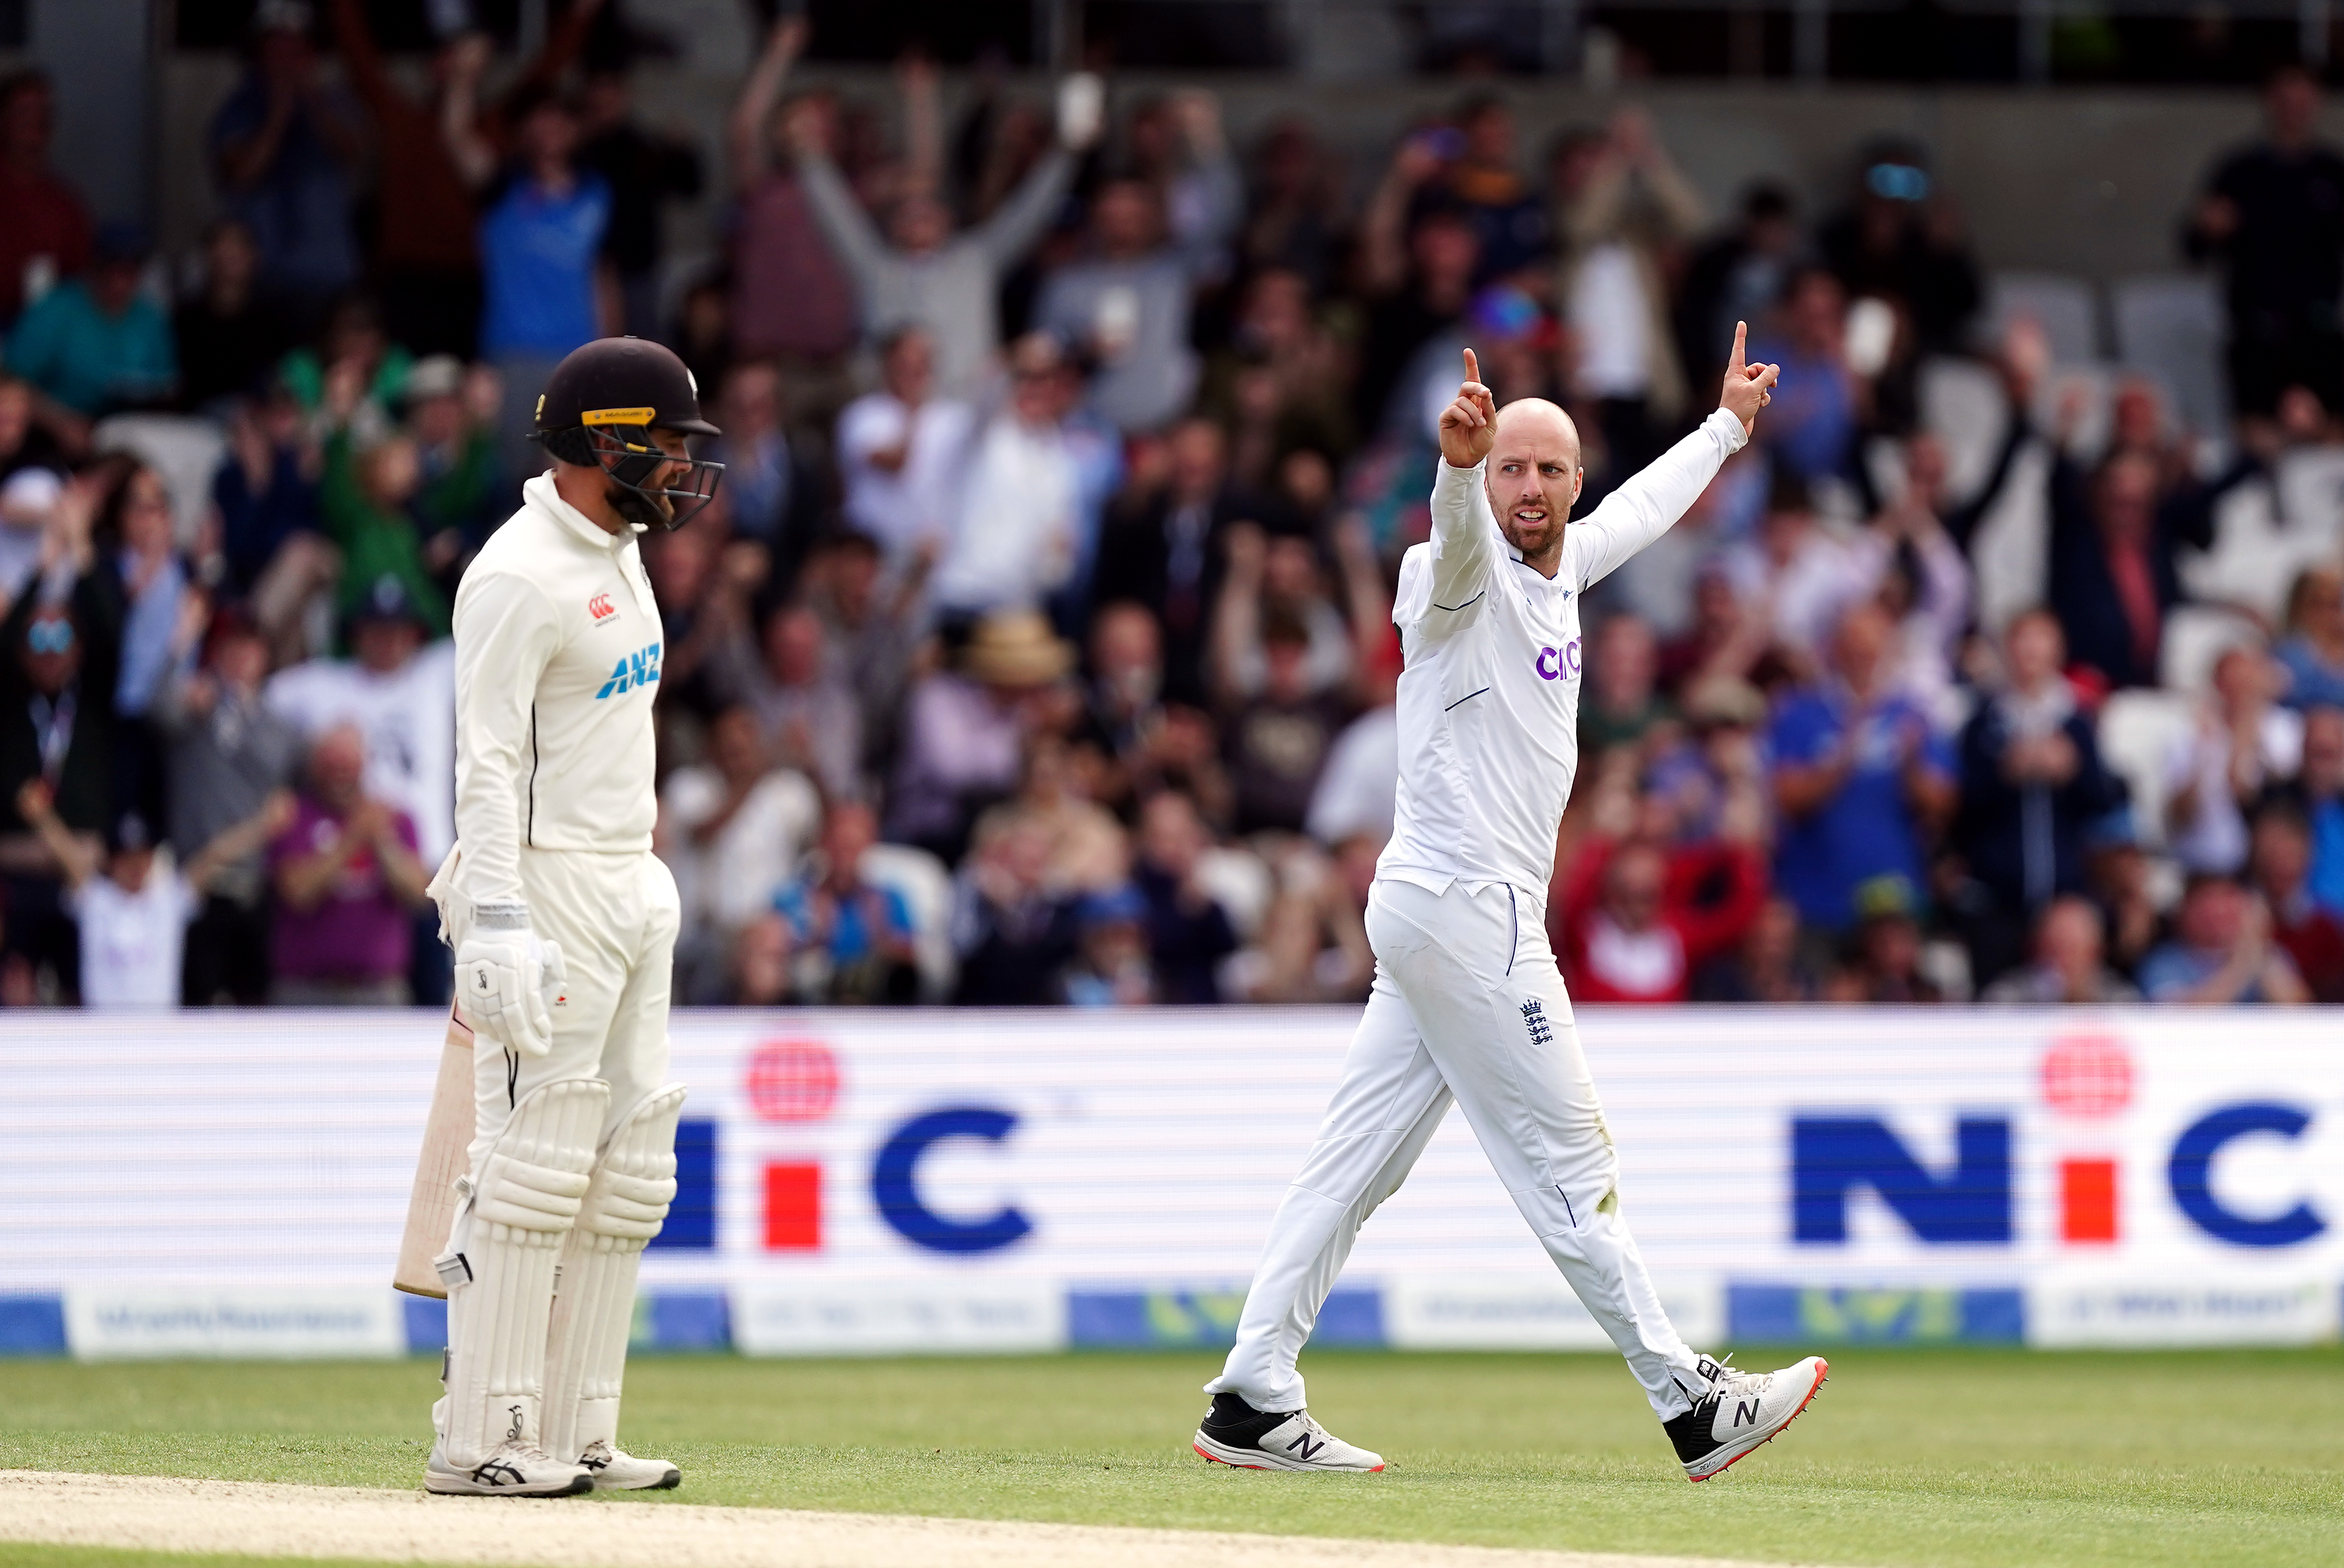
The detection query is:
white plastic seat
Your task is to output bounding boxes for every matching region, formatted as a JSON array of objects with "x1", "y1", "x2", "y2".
[
  {"x1": 2094, "y1": 689, "x2": 2198, "y2": 852},
  {"x1": 1983, "y1": 270, "x2": 2102, "y2": 366},
  {"x1": 2110, "y1": 274, "x2": 2228, "y2": 436},
  {"x1": 2158, "y1": 602, "x2": 2264, "y2": 695}
]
